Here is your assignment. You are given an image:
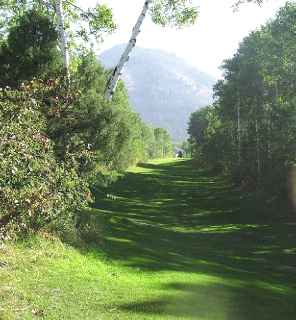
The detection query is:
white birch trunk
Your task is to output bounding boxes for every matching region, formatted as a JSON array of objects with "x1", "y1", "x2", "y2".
[
  {"x1": 237, "y1": 91, "x2": 242, "y2": 165},
  {"x1": 255, "y1": 120, "x2": 261, "y2": 185},
  {"x1": 263, "y1": 88, "x2": 272, "y2": 164},
  {"x1": 106, "y1": 0, "x2": 151, "y2": 100},
  {"x1": 56, "y1": 0, "x2": 70, "y2": 85},
  {"x1": 267, "y1": 115, "x2": 271, "y2": 163},
  {"x1": 253, "y1": 89, "x2": 261, "y2": 185}
]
